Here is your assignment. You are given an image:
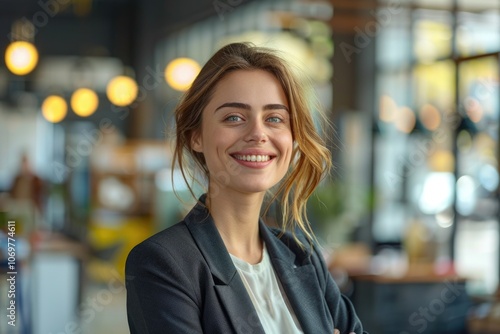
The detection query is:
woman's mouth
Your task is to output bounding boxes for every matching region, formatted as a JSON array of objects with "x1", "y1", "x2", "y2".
[{"x1": 233, "y1": 154, "x2": 272, "y2": 162}]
